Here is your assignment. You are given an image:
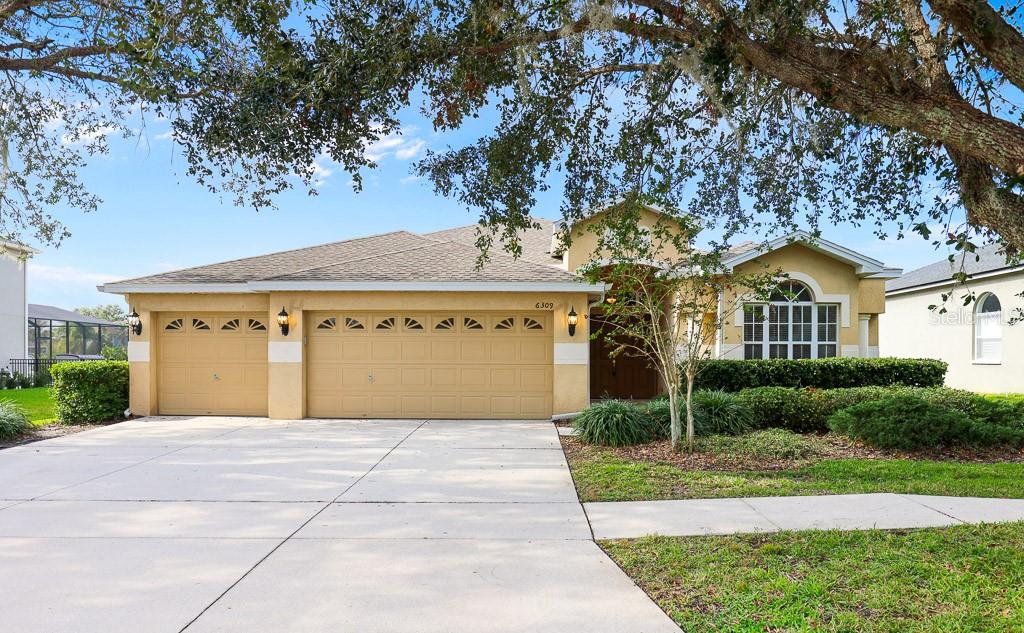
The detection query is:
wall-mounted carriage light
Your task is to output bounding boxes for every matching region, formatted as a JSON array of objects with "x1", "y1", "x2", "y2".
[
  {"x1": 567, "y1": 306, "x2": 578, "y2": 337},
  {"x1": 277, "y1": 307, "x2": 290, "y2": 336},
  {"x1": 127, "y1": 309, "x2": 142, "y2": 336}
]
